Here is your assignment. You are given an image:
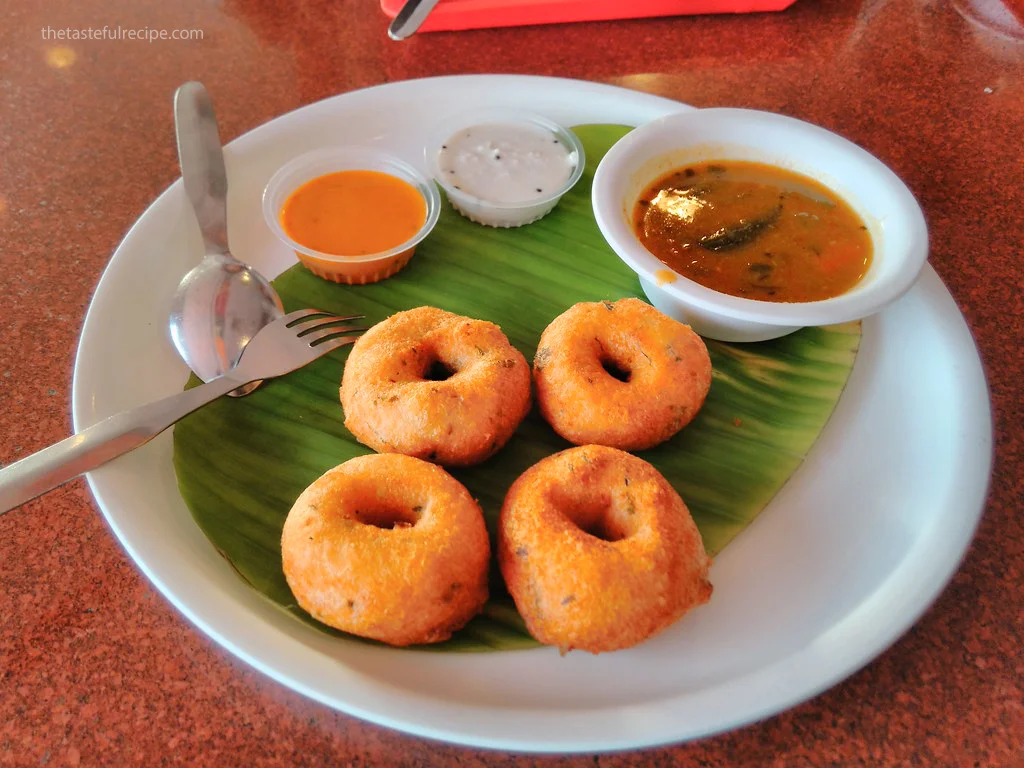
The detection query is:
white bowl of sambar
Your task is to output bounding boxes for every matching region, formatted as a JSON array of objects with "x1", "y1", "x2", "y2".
[{"x1": 592, "y1": 108, "x2": 928, "y2": 342}]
